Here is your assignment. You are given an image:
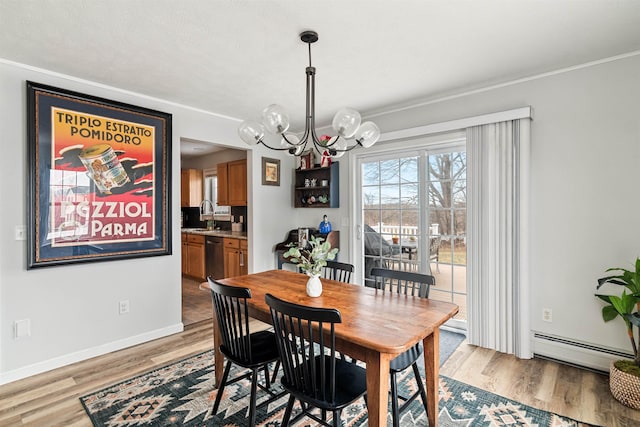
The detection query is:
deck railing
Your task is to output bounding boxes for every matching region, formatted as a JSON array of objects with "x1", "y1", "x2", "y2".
[{"x1": 369, "y1": 223, "x2": 439, "y2": 239}]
